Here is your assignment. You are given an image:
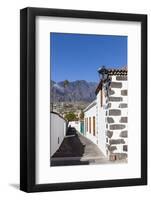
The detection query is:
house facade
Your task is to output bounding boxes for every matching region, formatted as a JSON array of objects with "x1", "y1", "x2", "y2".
[
  {"x1": 84, "y1": 67, "x2": 128, "y2": 161},
  {"x1": 68, "y1": 120, "x2": 84, "y2": 135},
  {"x1": 83, "y1": 100, "x2": 97, "y2": 144}
]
